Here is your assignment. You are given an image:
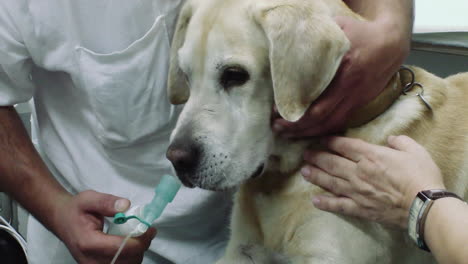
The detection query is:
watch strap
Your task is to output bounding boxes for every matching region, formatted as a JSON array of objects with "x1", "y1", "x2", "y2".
[{"x1": 420, "y1": 189, "x2": 462, "y2": 201}]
